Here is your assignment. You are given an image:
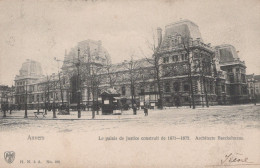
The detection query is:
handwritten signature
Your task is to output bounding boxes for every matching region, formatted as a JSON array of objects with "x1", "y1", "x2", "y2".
[{"x1": 221, "y1": 153, "x2": 253, "y2": 165}]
